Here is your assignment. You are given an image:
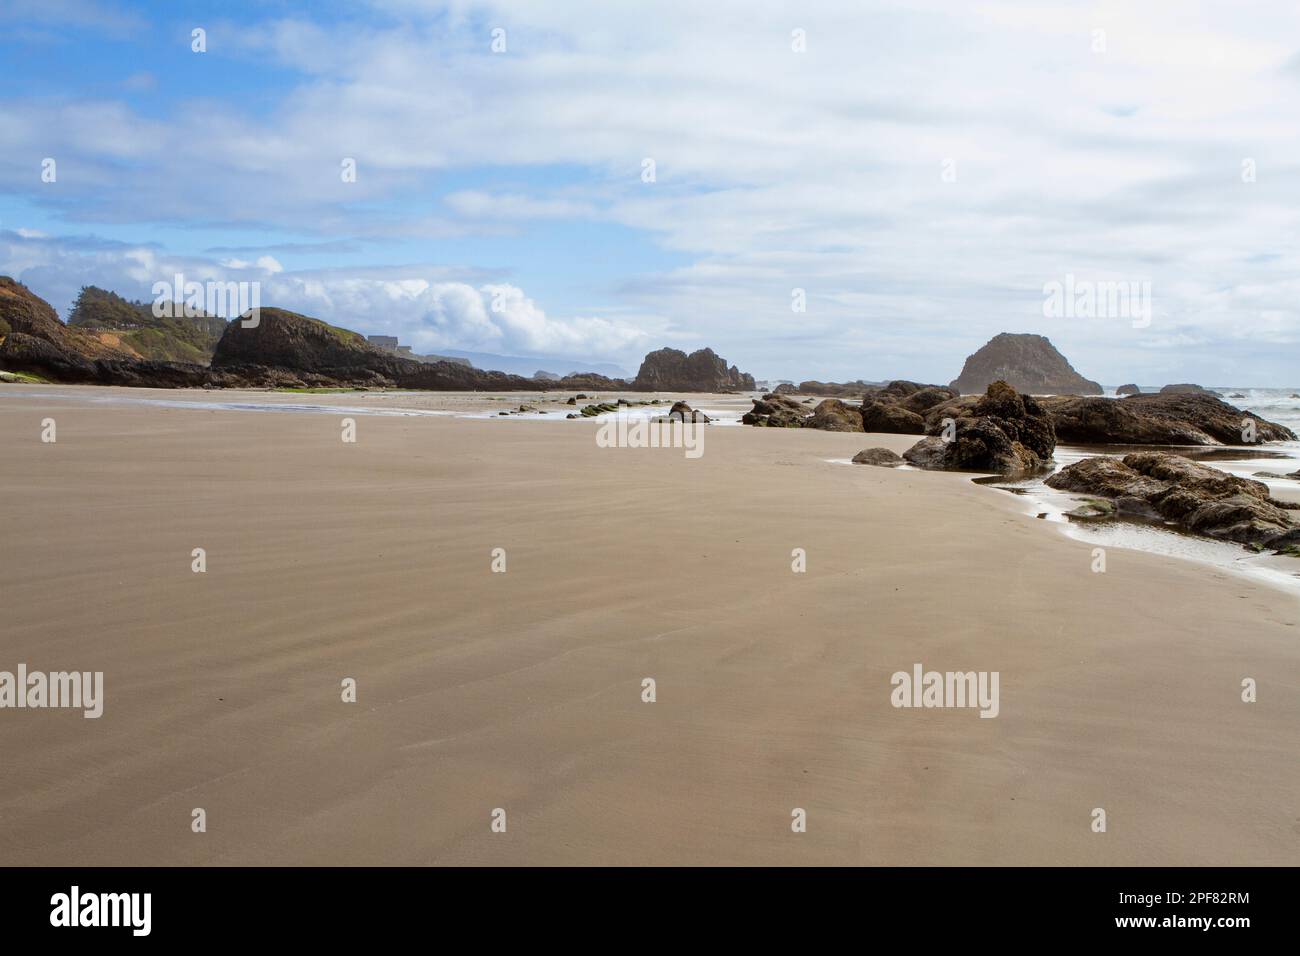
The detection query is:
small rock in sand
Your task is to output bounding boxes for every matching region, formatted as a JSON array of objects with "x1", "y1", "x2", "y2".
[{"x1": 851, "y1": 448, "x2": 904, "y2": 467}]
